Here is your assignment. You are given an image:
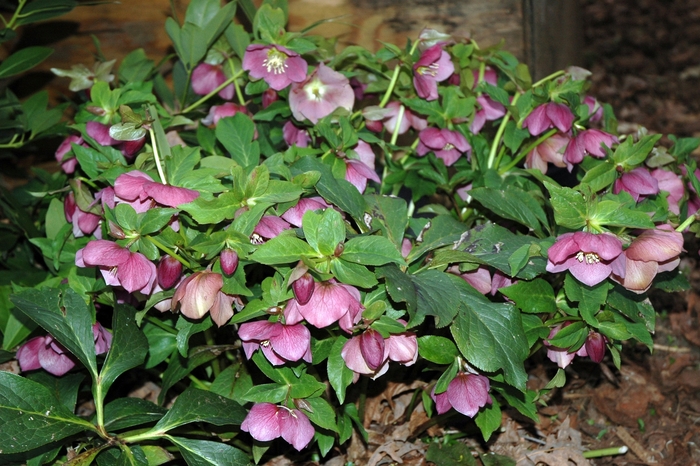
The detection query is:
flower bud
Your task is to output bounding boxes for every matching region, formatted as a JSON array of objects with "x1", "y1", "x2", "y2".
[
  {"x1": 365, "y1": 119, "x2": 383, "y2": 133},
  {"x1": 108, "y1": 221, "x2": 126, "y2": 239},
  {"x1": 157, "y1": 255, "x2": 182, "y2": 290},
  {"x1": 334, "y1": 242, "x2": 345, "y2": 257},
  {"x1": 64, "y1": 192, "x2": 77, "y2": 221},
  {"x1": 220, "y1": 248, "x2": 239, "y2": 276},
  {"x1": 585, "y1": 332, "x2": 606, "y2": 363},
  {"x1": 262, "y1": 88, "x2": 278, "y2": 108},
  {"x1": 292, "y1": 273, "x2": 315, "y2": 305},
  {"x1": 359, "y1": 329, "x2": 385, "y2": 371}
]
